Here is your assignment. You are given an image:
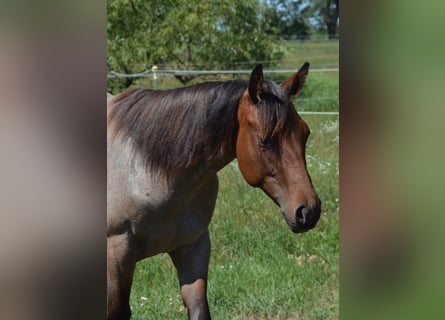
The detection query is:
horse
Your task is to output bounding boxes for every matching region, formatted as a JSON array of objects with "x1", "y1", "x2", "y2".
[{"x1": 107, "y1": 63, "x2": 321, "y2": 320}]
